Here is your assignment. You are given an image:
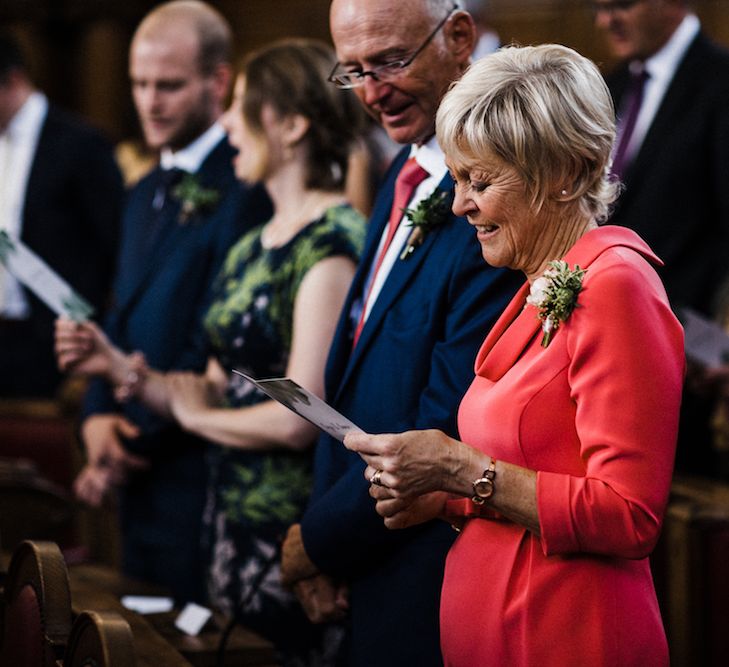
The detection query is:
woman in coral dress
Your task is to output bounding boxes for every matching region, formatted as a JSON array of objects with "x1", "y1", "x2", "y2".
[{"x1": 346, "y1": 45, "x2": 684, "y2": 666}]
